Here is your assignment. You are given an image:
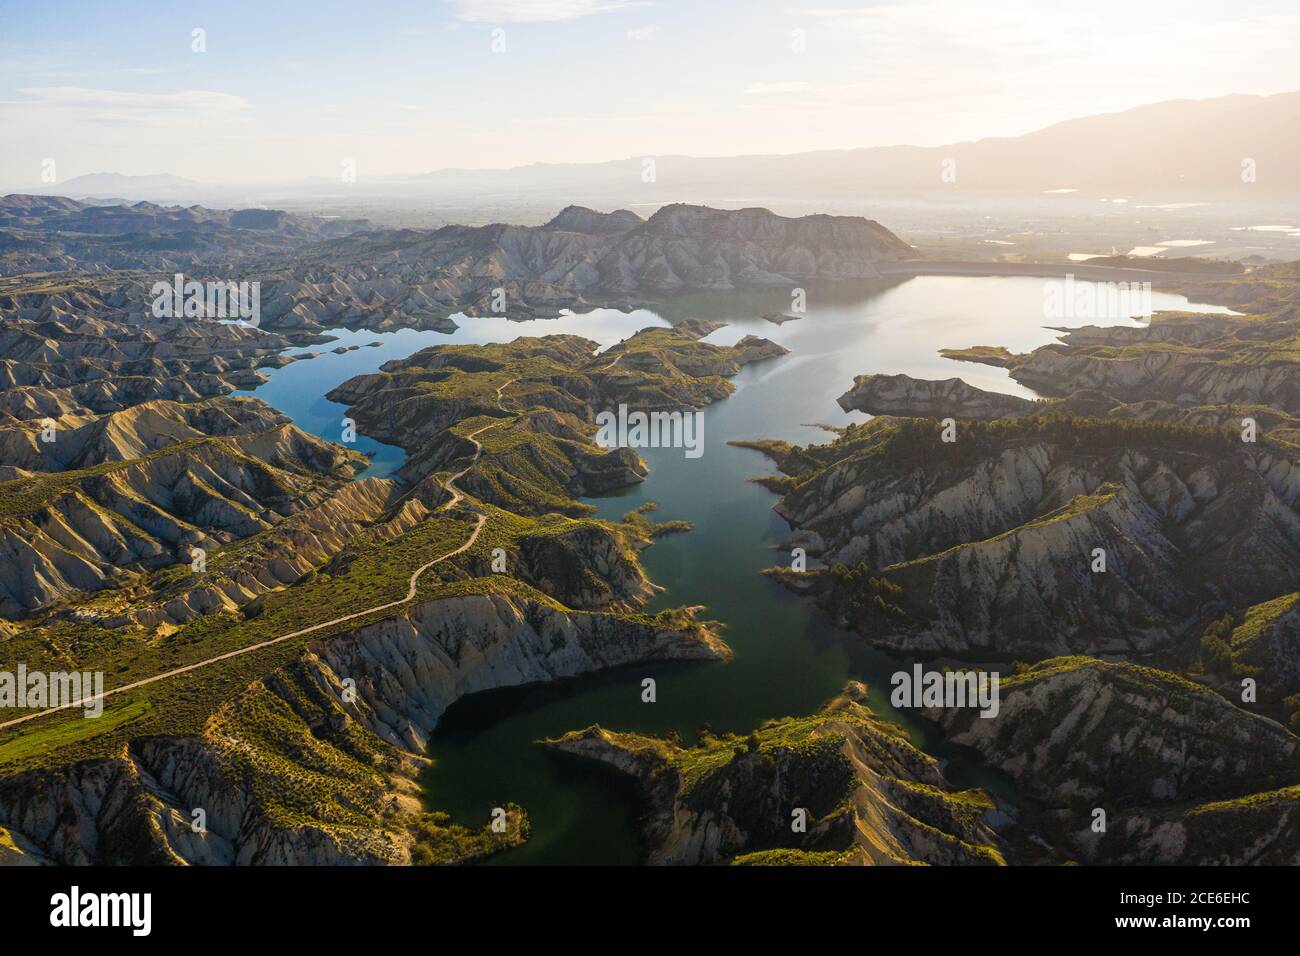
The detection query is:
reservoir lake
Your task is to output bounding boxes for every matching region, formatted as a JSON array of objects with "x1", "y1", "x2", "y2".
[{"x1": 237, "y1": 276, "x2": 1233, "y2": 863}]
